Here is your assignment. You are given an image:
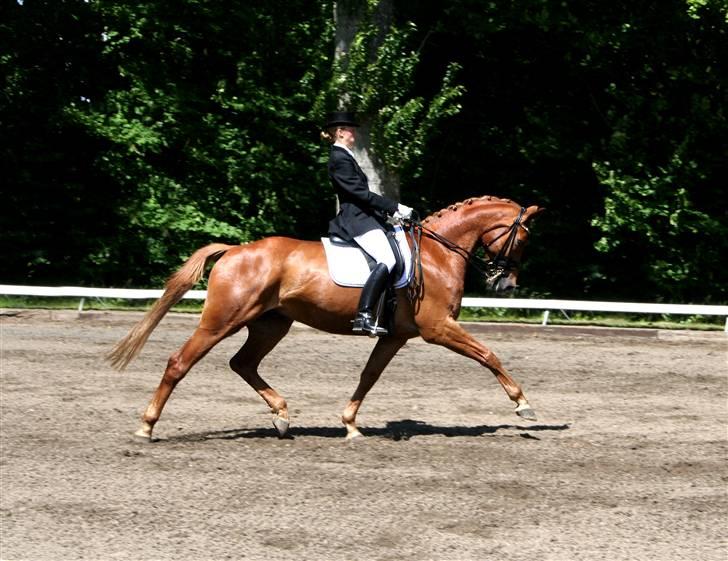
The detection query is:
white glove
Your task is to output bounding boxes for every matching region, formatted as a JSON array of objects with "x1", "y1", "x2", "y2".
[{"x1": 393, "y1": 203, "x2": 413, "y2": 220}]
